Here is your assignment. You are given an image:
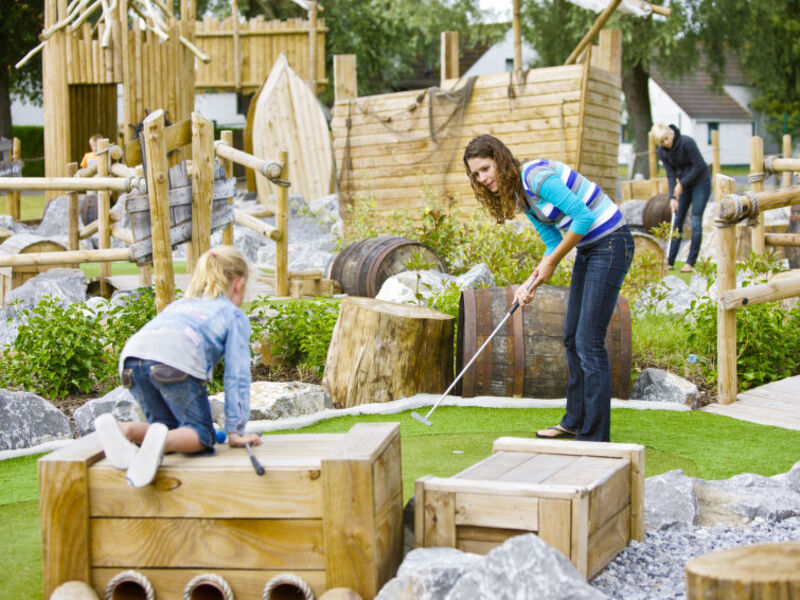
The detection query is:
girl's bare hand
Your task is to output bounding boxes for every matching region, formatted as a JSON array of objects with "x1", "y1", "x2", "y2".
[{"x1": 228, "y1": 432, "x2": 262, "y2": 447}]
